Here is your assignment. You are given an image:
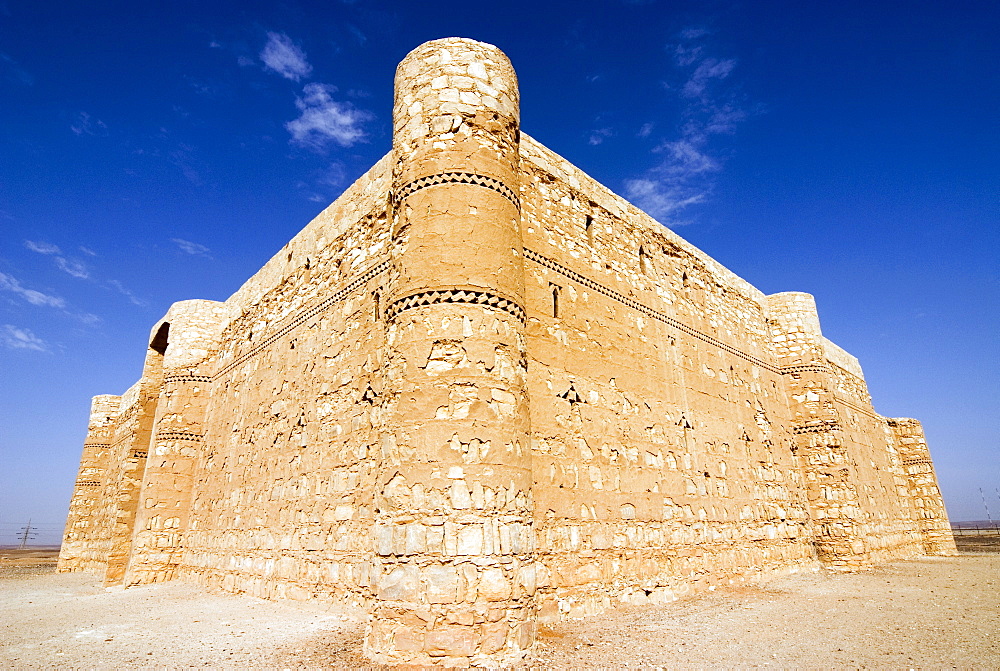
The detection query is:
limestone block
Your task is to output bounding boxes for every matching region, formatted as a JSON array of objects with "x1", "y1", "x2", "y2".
[
  {"x1": 425, "y1": 626, "x2": 478, "y2": 657},
  {"x1": 378, "y1": 564, "x2": 420, "y2": 601}
]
